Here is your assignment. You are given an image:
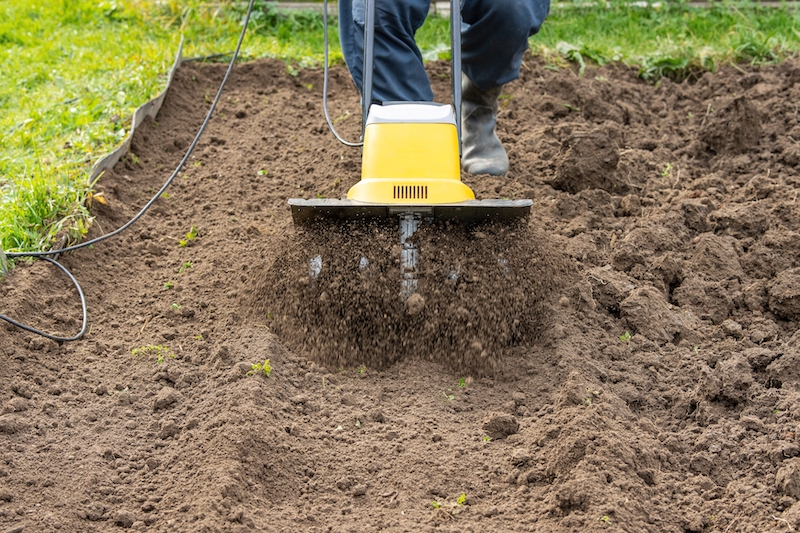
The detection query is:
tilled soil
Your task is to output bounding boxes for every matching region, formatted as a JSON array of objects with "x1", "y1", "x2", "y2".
[{"x1": 3, "y1": 54, "x2": 800, "y2": 533}]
